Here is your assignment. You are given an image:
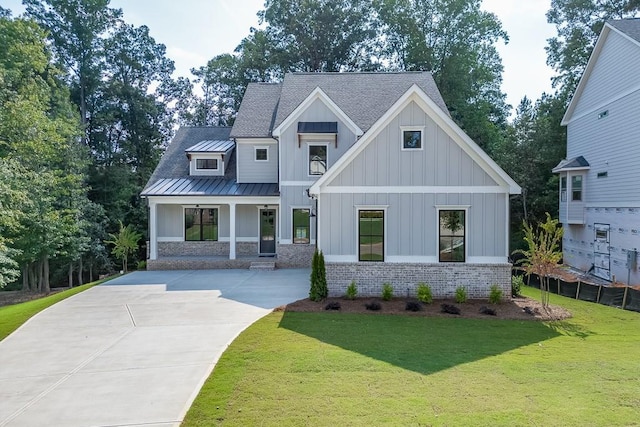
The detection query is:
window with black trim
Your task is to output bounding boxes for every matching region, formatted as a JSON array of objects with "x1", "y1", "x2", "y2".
[
  {"x1": 255, "y1": 147, "x2": 268, "y2": 161},
  {"x1": 571, "y1": 175, "x2": 582, "y2": 201},
  {"x1": 403, "y1": 130, "x2": 422, "y2": 149},
  {"x1": 359, "y1": 210, "x2": 384, "y2": 261},
  {"x1": 185, "y1": 208, "x2": 218, "y2": 241},
  {"x1": 439, "y1": 210, "x2": 465, "y2": 262},
  {"x1": 309, "y1": 145, "x2": 327, "y2": 175},
  {"x1": 292, "y1": 209, "x2": 310, "y2": 244},
  {"x1": 560, "y1": 176, "x2": 567, "y2": 202},
  {"x1": 196, "y1": 159, "x2": 218, "y2": 170}
]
